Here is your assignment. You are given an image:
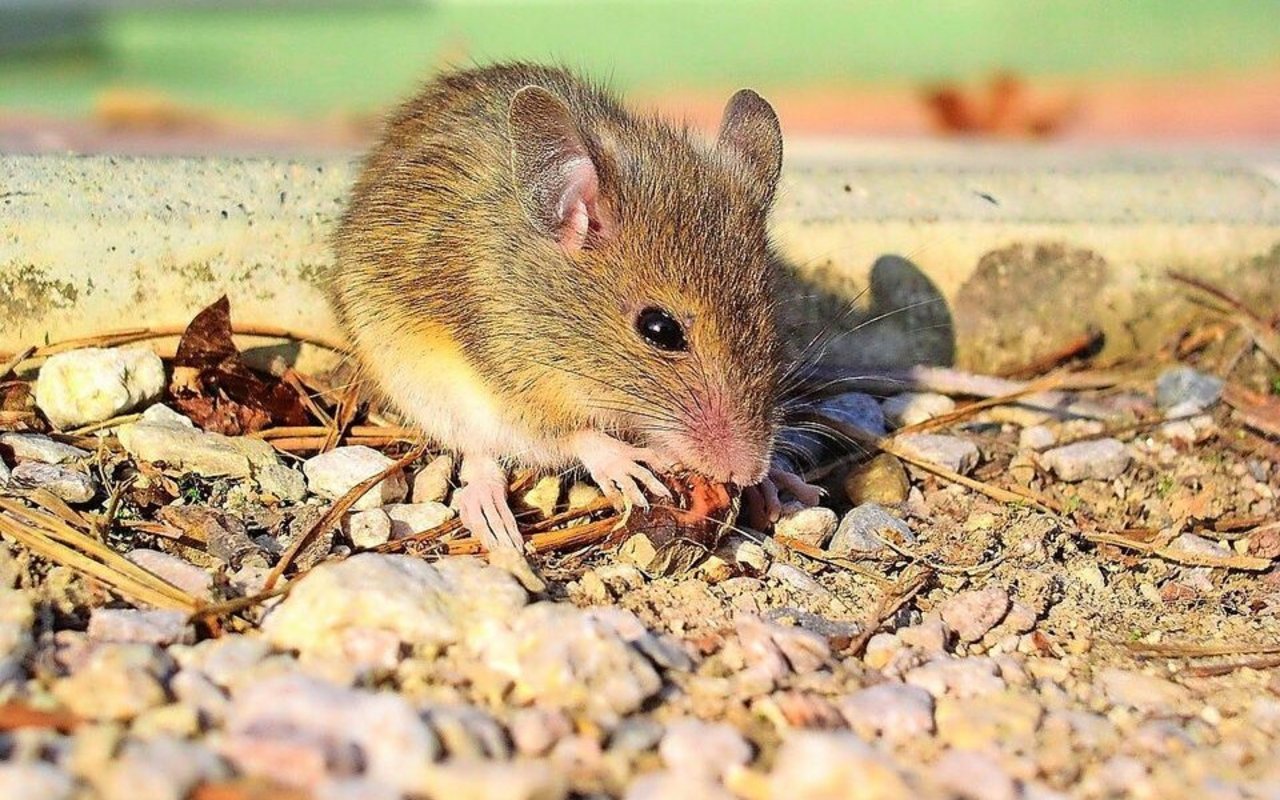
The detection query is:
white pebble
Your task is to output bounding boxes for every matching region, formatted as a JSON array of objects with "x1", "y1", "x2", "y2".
[
  {"x1": 839, "y1": 682, "x2": 935, "y2": 743},
  {"x1": 774, "y1": 504, "x2": 838, "y2": 547},
  {"x1": 343, "y1": 509, "x2": 393, "y2": 548},
  {"x1": 659, "y1": 719, "x2": 752, "y2": 779},
  {"x1": 386, "y1": 502, "x2": 455, "y2": 538},
  {"x1": 940, "y1": 588, "x2": 1011, "y2": 643},
  {"x1": 894, "y1": 433, "x2": 980, "y2": 475},
  {"x1": 87, "y1": 608, "x2": 191, "y2": 646},
  {"x1": 303, "y1": 446, "x2": 407, "y2": 511},
  {"x1": 882, "y1": 392, "x2": 956, "y2": 427},
  {"x1": 0, "y1": 433, "x2": 88, "y2": 464},
  {"x1": 35, "y1": 346, "x2": 164, "y2": 429}
]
